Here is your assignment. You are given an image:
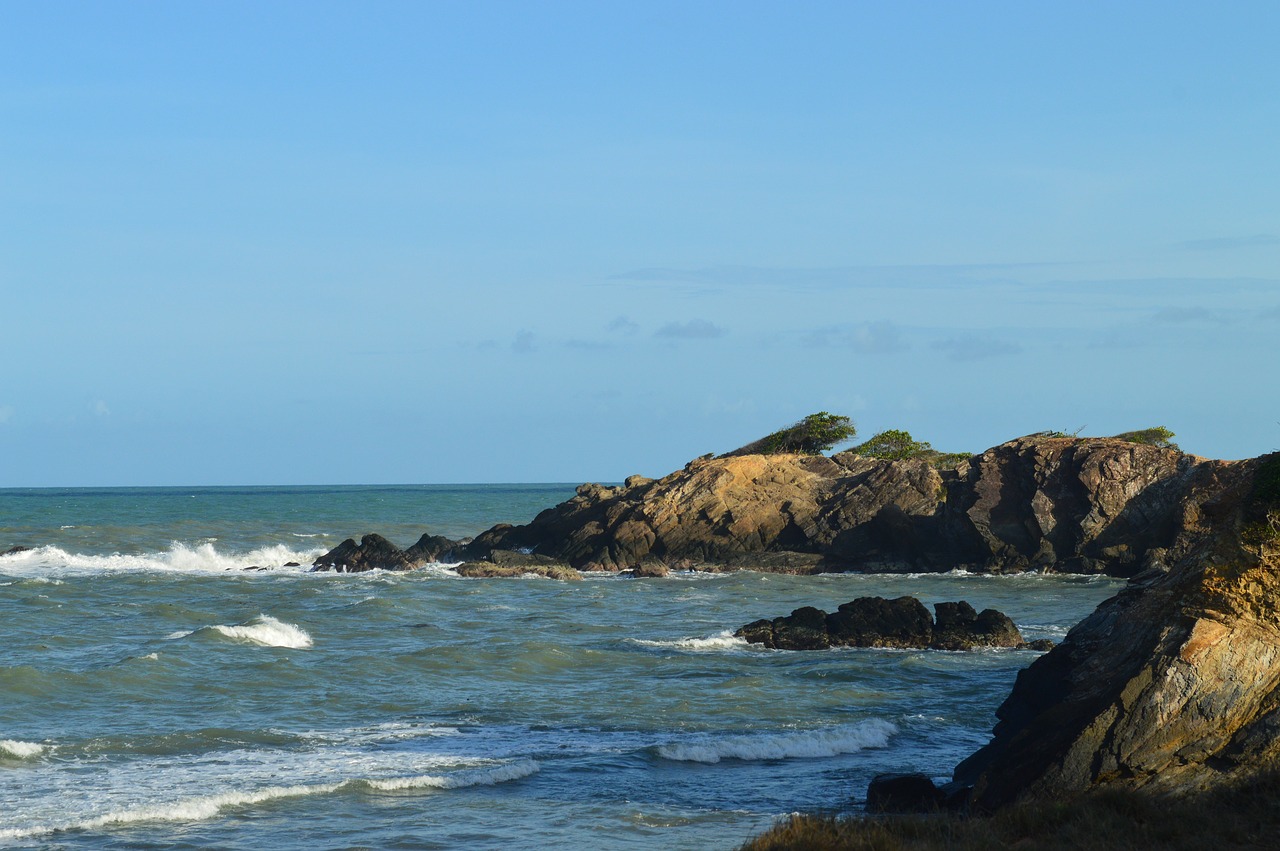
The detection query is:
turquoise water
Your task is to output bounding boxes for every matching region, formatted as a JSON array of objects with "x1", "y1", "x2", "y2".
[{"x1": 0, "y1": 486, "x2": 1122, "y2": 849}]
